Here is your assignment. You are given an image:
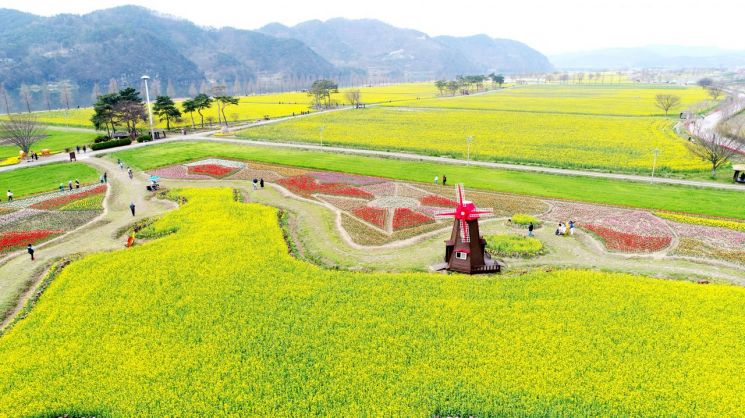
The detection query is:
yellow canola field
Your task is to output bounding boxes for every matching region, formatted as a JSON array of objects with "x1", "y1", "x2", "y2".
[
  {"x1": 0, "y1": 188, "x2": 744, "y2": 416},
  {"x1": 237, "y1": 107, "x2": 707, "y2": 172},
  {"x1": 385, "y1": 84, "x2": 712, "y2": 116}
]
